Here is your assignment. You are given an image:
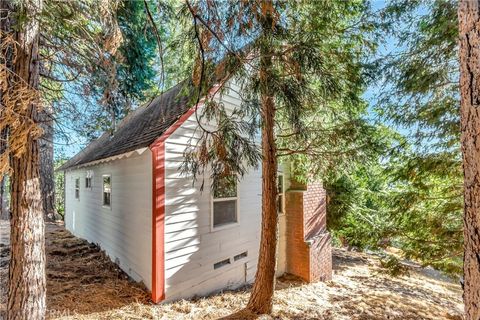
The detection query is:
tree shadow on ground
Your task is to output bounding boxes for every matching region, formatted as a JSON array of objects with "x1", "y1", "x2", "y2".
[
  {"x1": 44, "y1": 223, "x2": 151, "y2": 317},
  {"x1": 0, "y1": 221, "x2": 462, "y2": 320},
  {"x1": 0, "y1": 221, "x2": 151, "y2": 318},
  {"x1": 332, "y1": 248, "x2": 371, "y2": 272}
]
